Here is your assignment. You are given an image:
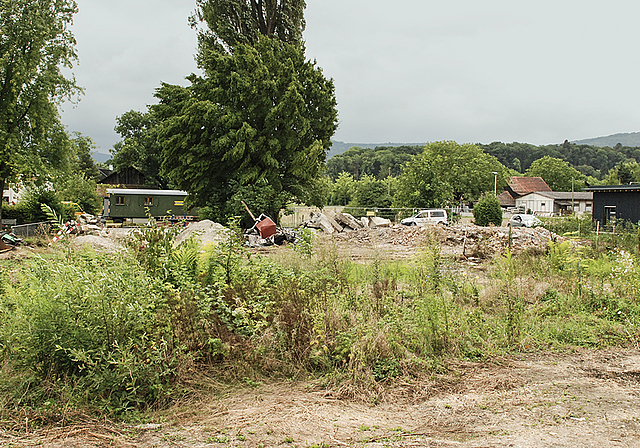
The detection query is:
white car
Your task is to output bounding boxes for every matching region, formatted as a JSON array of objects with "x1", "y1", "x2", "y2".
[
  {"x1": 508, "y1": 214, "x2": 541, "y2": 228},
  {"x1": 401, "y1": 209, "x2": 448, "y2": 226}
]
